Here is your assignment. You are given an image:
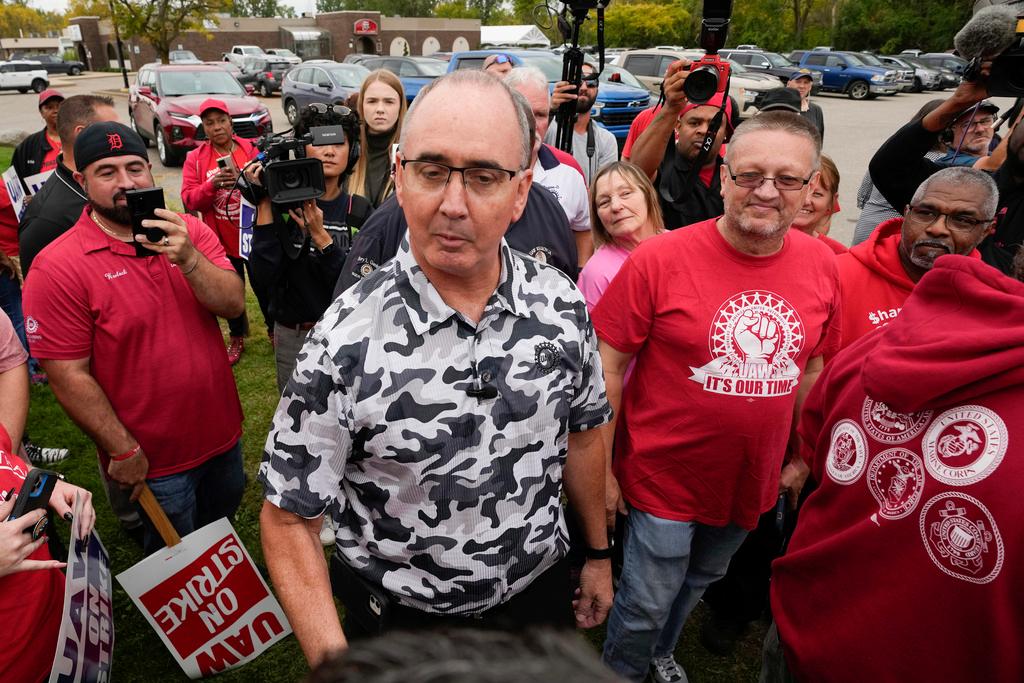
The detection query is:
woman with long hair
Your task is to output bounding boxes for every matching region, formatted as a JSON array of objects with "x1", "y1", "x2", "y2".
[
  {"x1": 347, "y1": 70, "x2": 406, "y2": 208},
  {"x1": 791, "y1": 154, "x2": 847, "y2": 254}
]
